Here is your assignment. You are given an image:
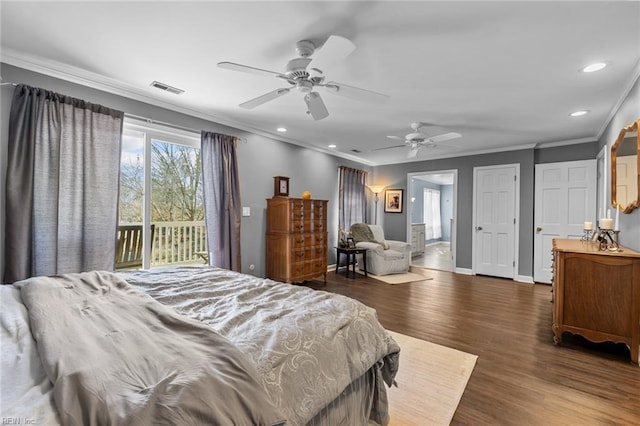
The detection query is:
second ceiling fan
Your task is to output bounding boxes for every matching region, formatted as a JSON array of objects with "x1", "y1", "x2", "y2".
[
  {"x1": 378, "y1": 122, "x2": 462, "y2": 158},
  {"x1": 217, "y1": 35, "x2": 389, "y2": 120}
]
